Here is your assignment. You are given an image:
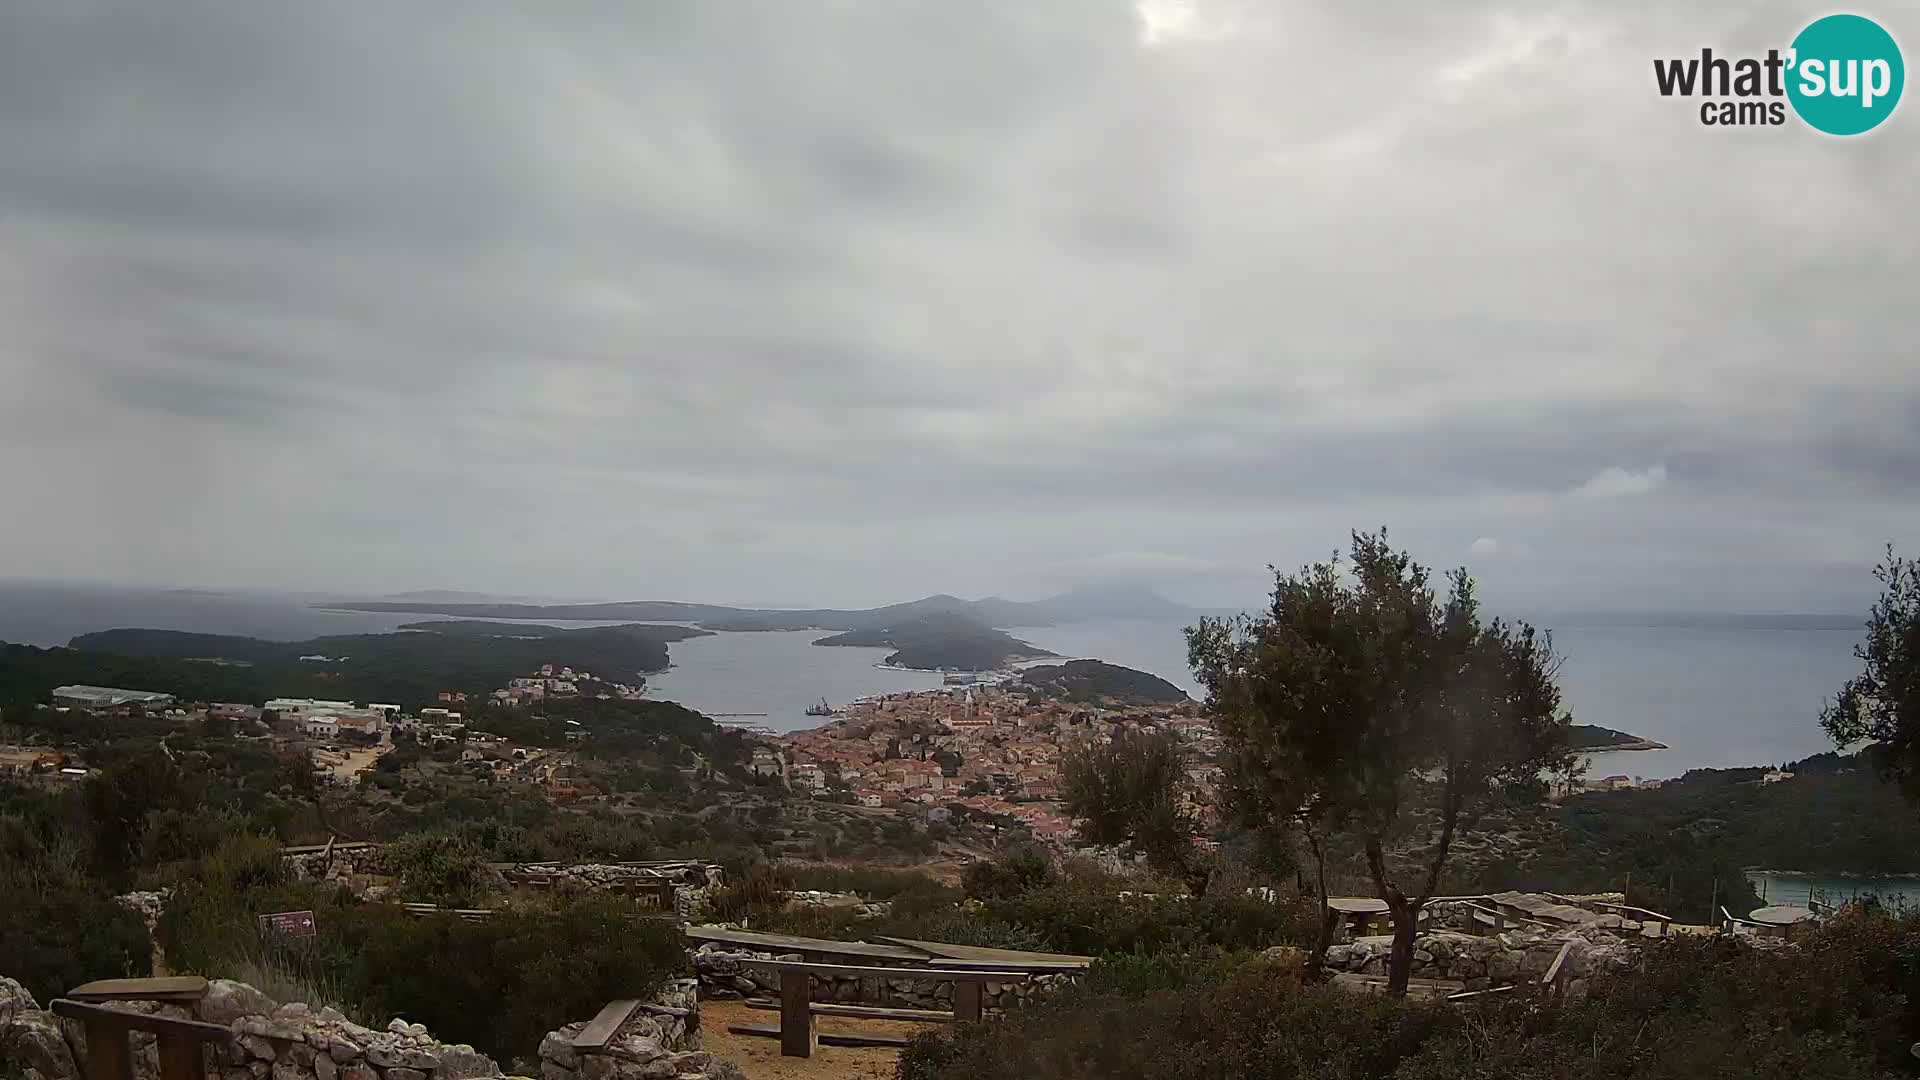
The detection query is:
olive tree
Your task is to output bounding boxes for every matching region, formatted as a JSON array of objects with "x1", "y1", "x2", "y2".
[
  {"x1": 1822, "y1": 546, "x2": 1920, "y2": 797},
  {"x1": 1187, "y1": 530, "x2": 1575, "y2": 995},
  {"x1": 1061, "y1": 726, "x2": 1213, "y2": 895}
]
